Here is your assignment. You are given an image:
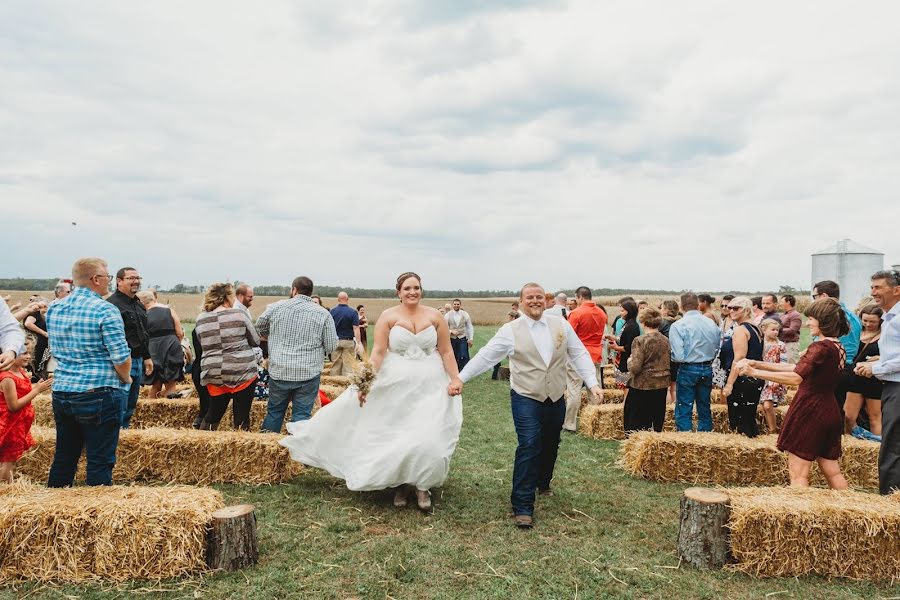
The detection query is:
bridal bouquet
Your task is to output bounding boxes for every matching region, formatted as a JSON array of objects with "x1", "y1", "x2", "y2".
[{"x1": 351, "y1": 360, "x2": 377, "y2": 398}]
